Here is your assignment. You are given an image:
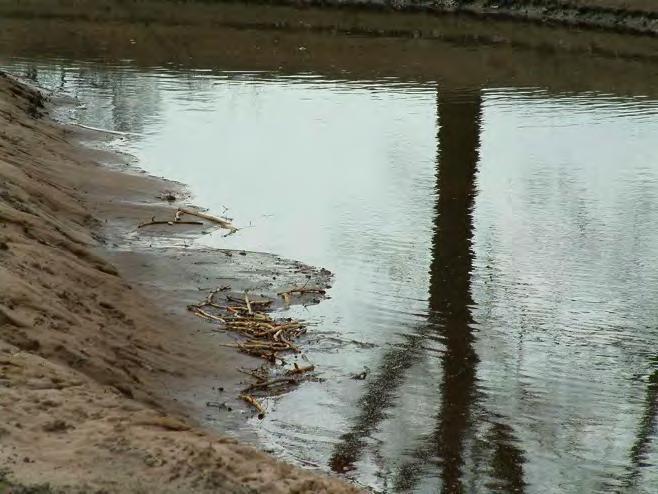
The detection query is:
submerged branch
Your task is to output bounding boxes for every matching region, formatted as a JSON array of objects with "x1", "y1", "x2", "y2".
[{"x1": 177, "y1": 207, "x2": 237, "y2": 232}]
